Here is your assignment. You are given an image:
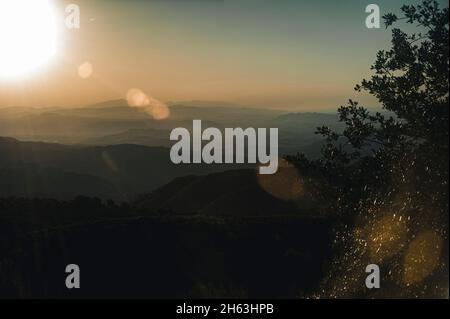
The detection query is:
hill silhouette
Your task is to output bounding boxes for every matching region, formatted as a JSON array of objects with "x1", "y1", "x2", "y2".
[
  {"x1": 0, "y1": 164, "x2": 121, "y2": 200},
  {"x1": 0, "y1": 137, "x2": 251, "y2": 200},
  {"x1": 135, "y1": 169, "x2": 305, "y2": 217}
]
